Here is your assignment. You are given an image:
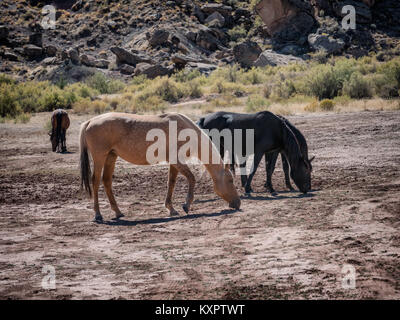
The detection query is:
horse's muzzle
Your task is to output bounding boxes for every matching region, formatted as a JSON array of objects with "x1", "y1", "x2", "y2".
[{"x1": 229, "y1": 198, "x2": 241, "y2": 210}]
